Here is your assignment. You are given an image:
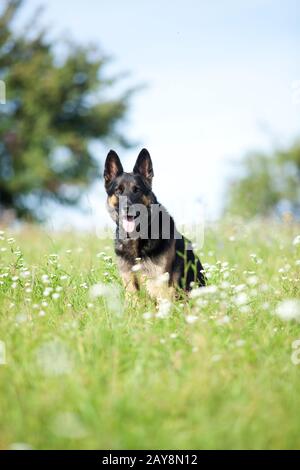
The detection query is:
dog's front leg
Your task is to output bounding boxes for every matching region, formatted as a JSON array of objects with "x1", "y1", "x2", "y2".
[
  {"x1": 120, "y1": 271, "x2": 140, "y2": 308},
  {"x1": 145, "y1": 277, "x2": 174, "y2": 303},
  {"x1": 122, "y1": 273, "x2": 139, "y2": 293}
]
